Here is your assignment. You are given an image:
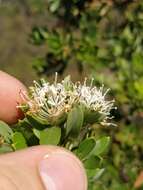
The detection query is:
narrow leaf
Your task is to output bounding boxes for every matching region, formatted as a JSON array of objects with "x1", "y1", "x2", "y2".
[
  {"x1": 33, "y1": 128, "x2": 41, "y2": 139},
  {"x1": 66, "y1": 105, "x2": 84, "y2": 137},
  {"x1": 86, "y1": 168, "x2": 105, "y2": 180}
]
